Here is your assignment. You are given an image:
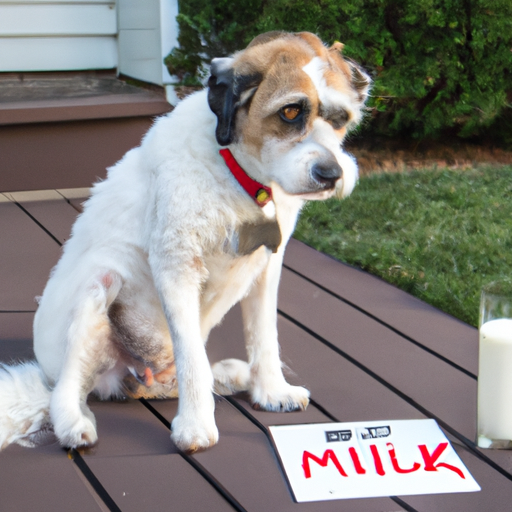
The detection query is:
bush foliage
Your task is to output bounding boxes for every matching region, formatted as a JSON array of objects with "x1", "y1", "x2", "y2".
[{"x1": 166, "y1": 0, "x2": 512, "y2": 144}]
